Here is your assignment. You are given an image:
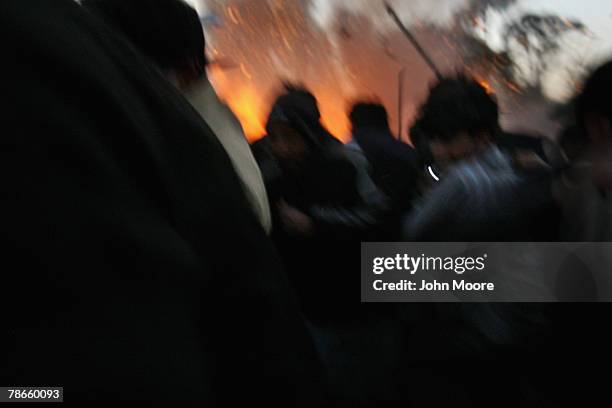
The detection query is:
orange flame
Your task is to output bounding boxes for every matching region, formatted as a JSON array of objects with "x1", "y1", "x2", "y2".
[
  {"x1": 476, "y1": 77, "x2": 494, "y2": 95},
  {"x1": 317, "y1": 90, "x2": 351, "y2": 142},
  {"x1": 210, "y1": 67, "x2": 350, "y2": 143},
  {"x1": 209, "y1": 67, "x2": 266, "y2": 142},
  {"x1": 226, "y1": 86, "x2": 267, "y2": 141}
]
